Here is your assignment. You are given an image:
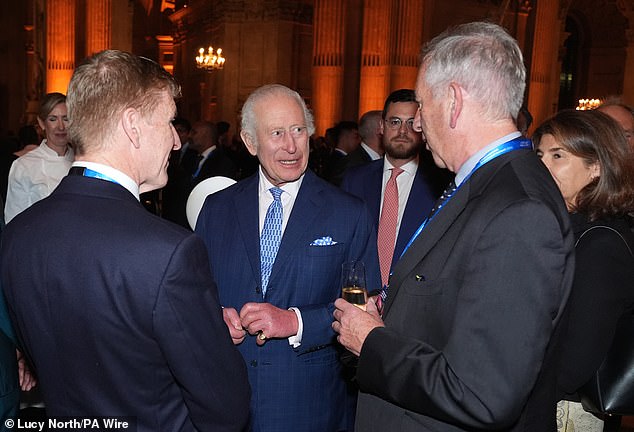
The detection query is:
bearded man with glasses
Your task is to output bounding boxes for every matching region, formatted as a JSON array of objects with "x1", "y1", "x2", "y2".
[{"x1": 341, "y1": 89, "x2": 446, "y2": 292}]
